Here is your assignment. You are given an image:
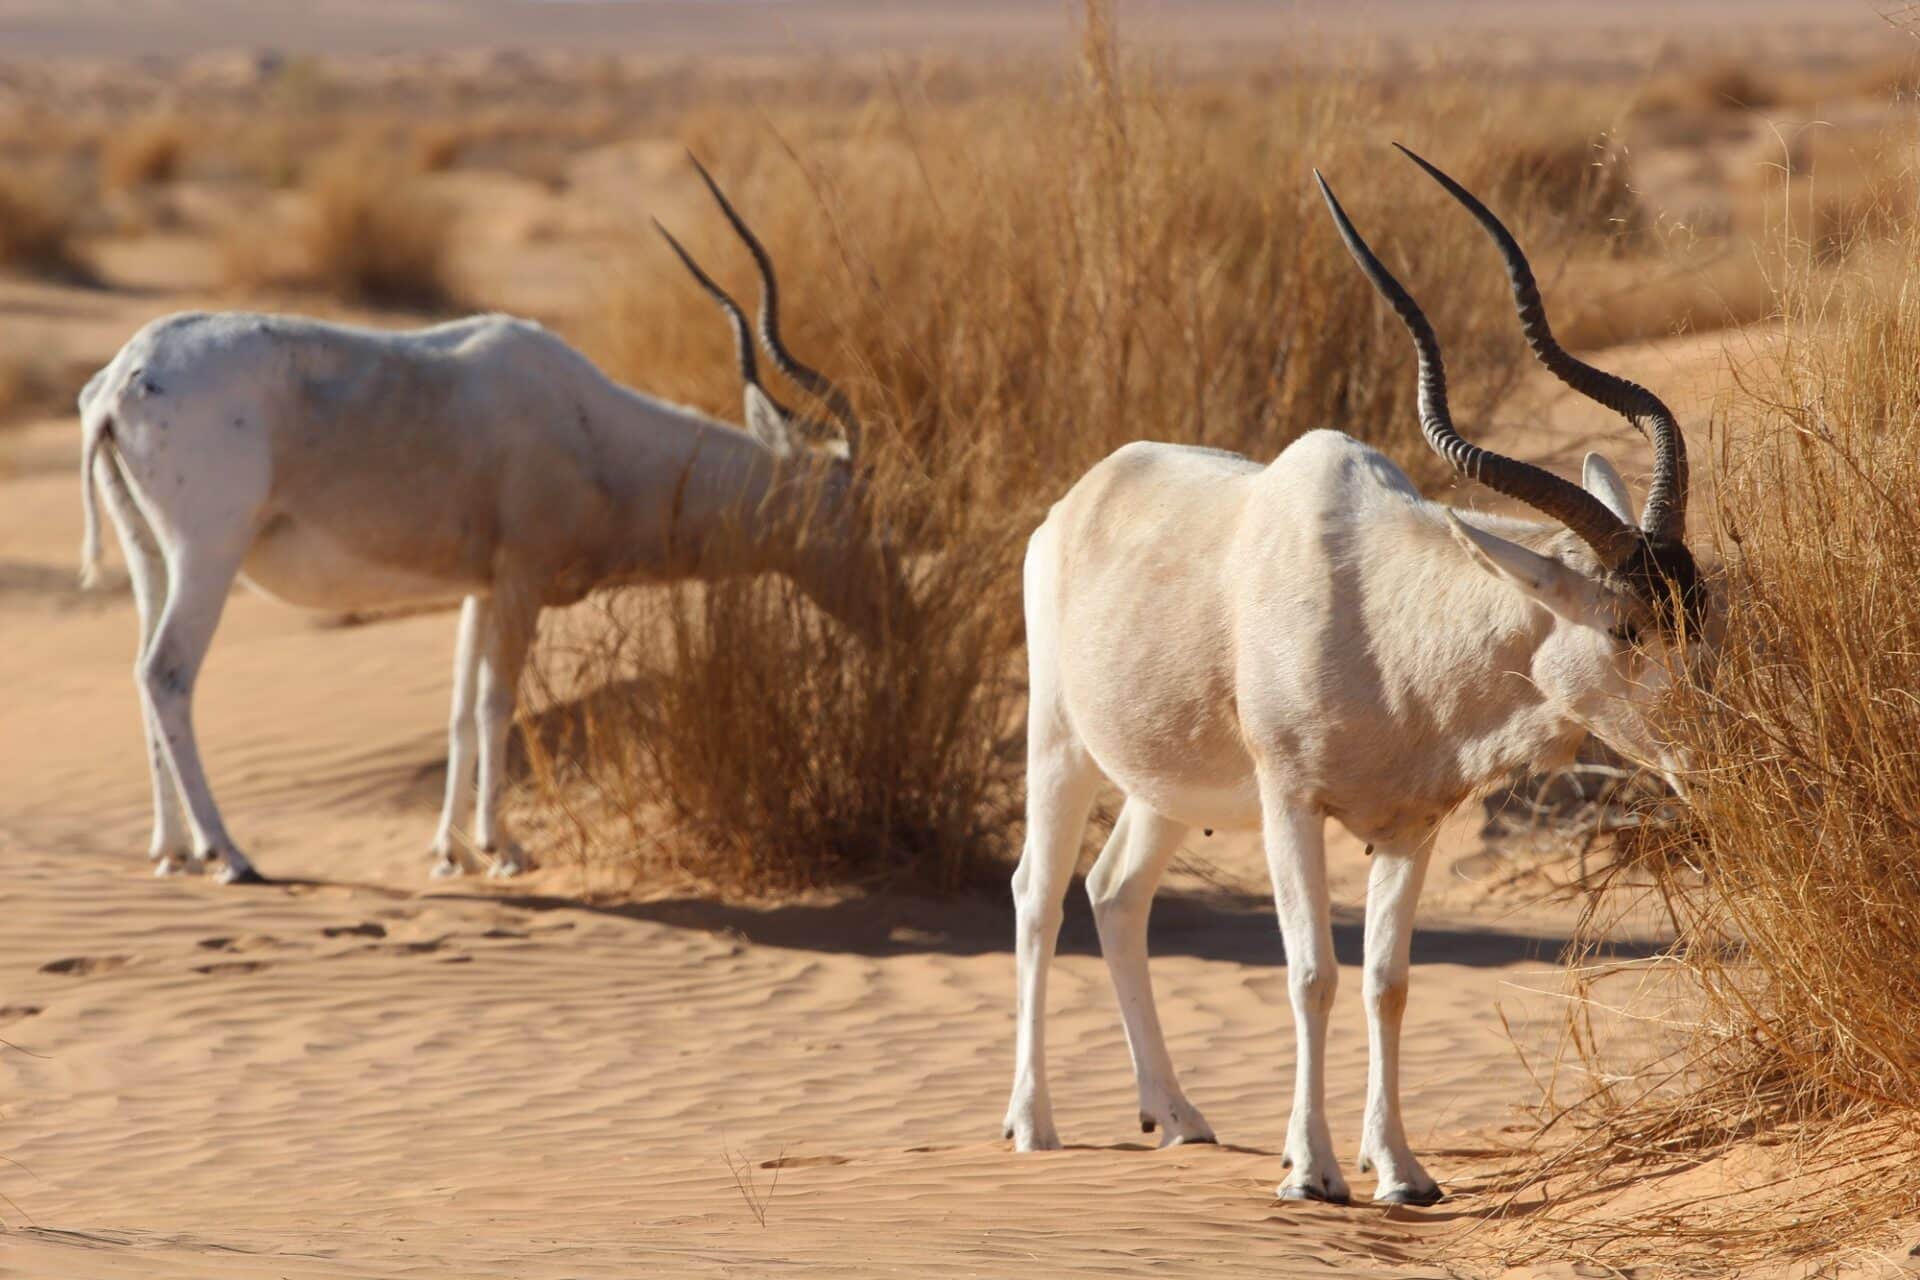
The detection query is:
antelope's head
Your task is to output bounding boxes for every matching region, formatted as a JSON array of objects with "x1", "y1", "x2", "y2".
[
  {"x1": 654, "y1": 155, "x2": 905, "y2": 644},
  {"x1": 1317, "y1": 147, "x2": 1710, "y2": 772}
]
